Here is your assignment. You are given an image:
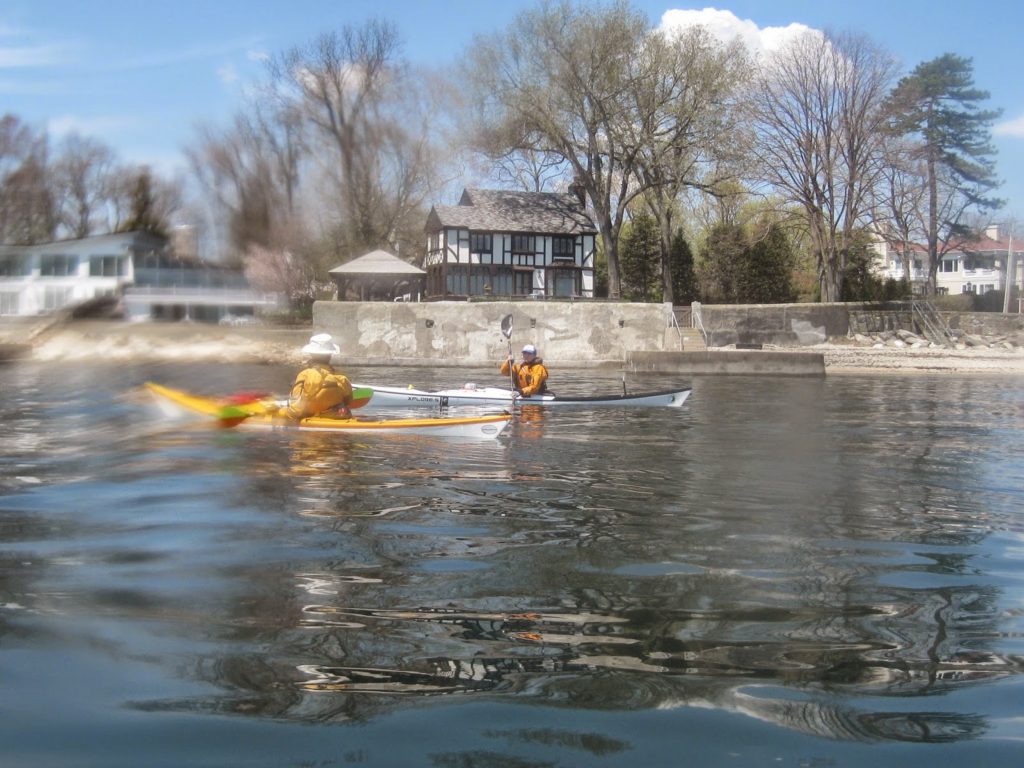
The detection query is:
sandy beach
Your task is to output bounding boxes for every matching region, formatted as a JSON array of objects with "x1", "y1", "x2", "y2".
[{"x1": 2, "y1": 318, "x2": 1023, "y2": 375}]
